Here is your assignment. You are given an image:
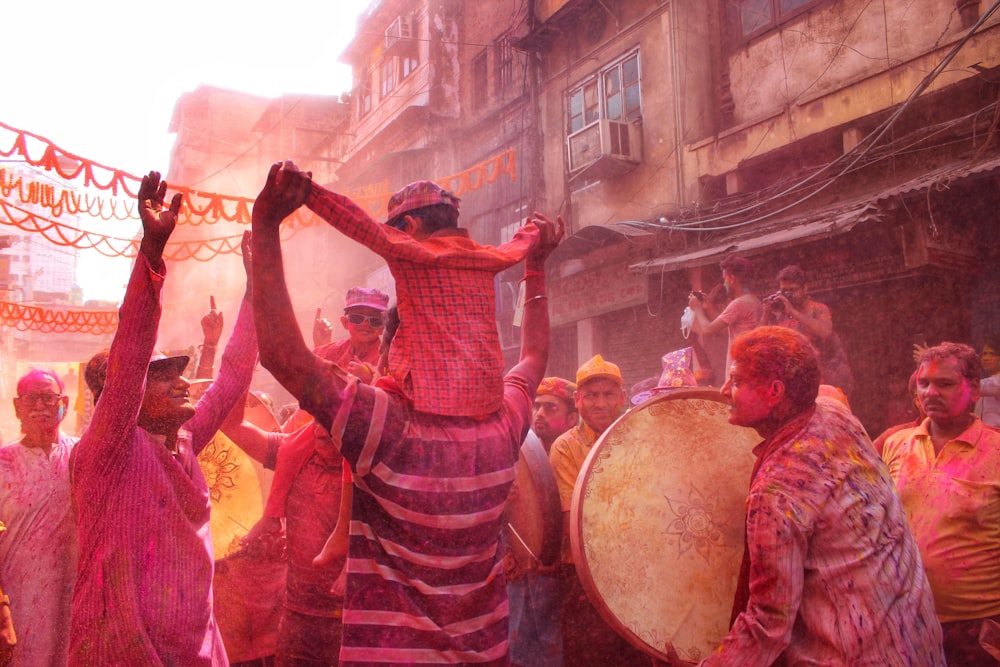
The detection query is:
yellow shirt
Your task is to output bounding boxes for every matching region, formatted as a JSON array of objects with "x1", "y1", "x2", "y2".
[
  {"x1": 549, "y1": 421, "x2": 600, "y2": 563},
  {"x1": 882, "y1": 417, "x2": 1000, "y2": 622}
]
